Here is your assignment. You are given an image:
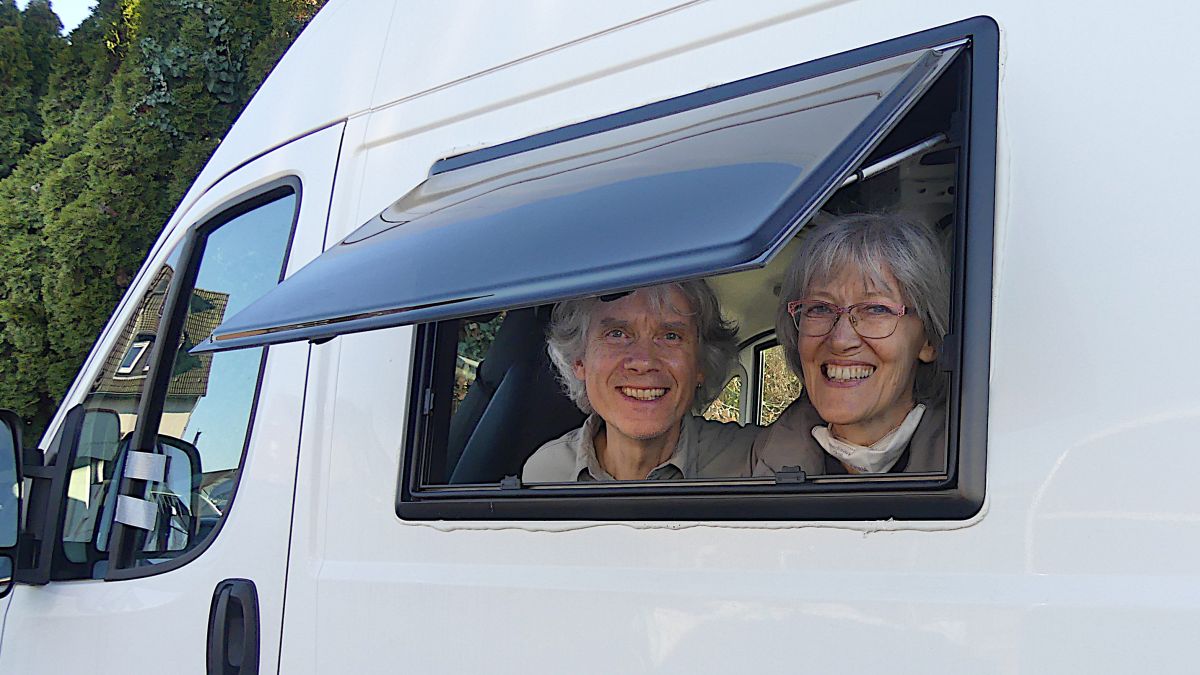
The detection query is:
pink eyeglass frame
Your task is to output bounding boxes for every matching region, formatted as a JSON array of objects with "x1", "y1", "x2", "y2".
[
  {"x1": 786, "y1": 299, "x2": 909, "y2": 337},
  {"x1": 786, "y1": 299, "x2": 909, "y2": 318}
]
